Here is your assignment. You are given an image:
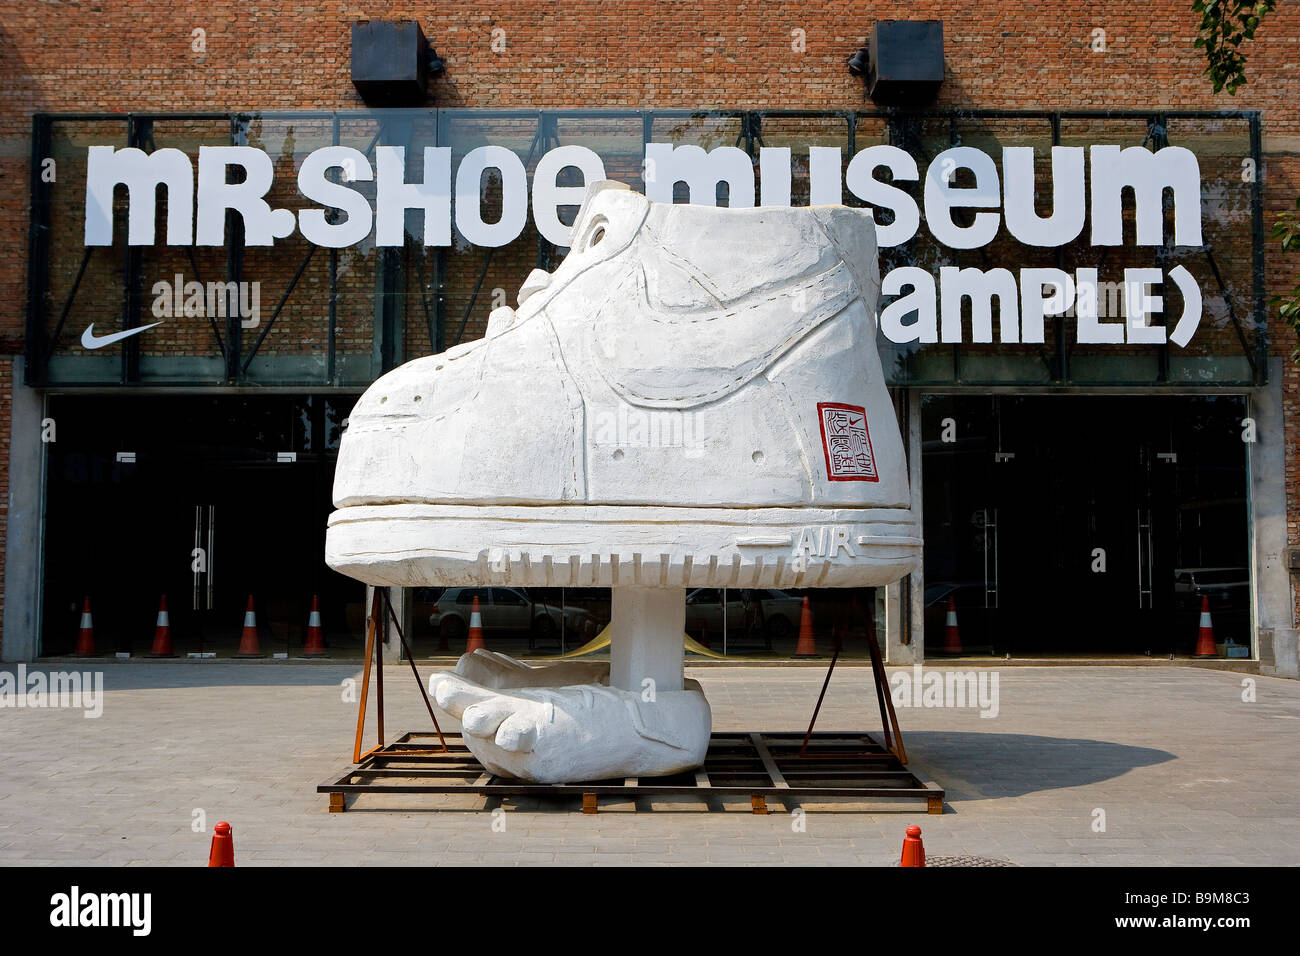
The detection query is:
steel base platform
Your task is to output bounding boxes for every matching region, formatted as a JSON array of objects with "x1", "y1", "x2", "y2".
[{"x1": 320, "y1": 730, "x2": 944, "y2": 814}]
